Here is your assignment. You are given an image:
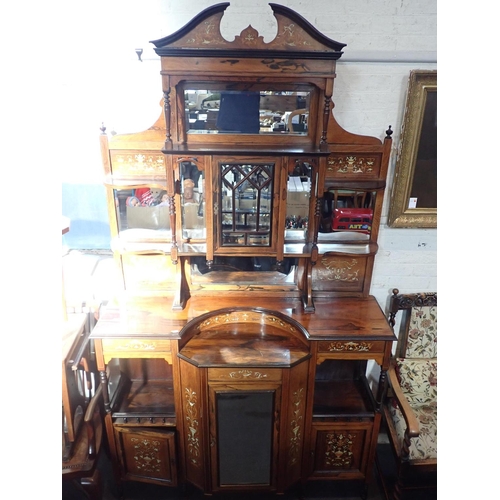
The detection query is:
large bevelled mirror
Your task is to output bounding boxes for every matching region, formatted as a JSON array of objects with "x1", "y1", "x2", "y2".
[{"x1": 184, "y1": 88, "x2": 311, "y2": 135}]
